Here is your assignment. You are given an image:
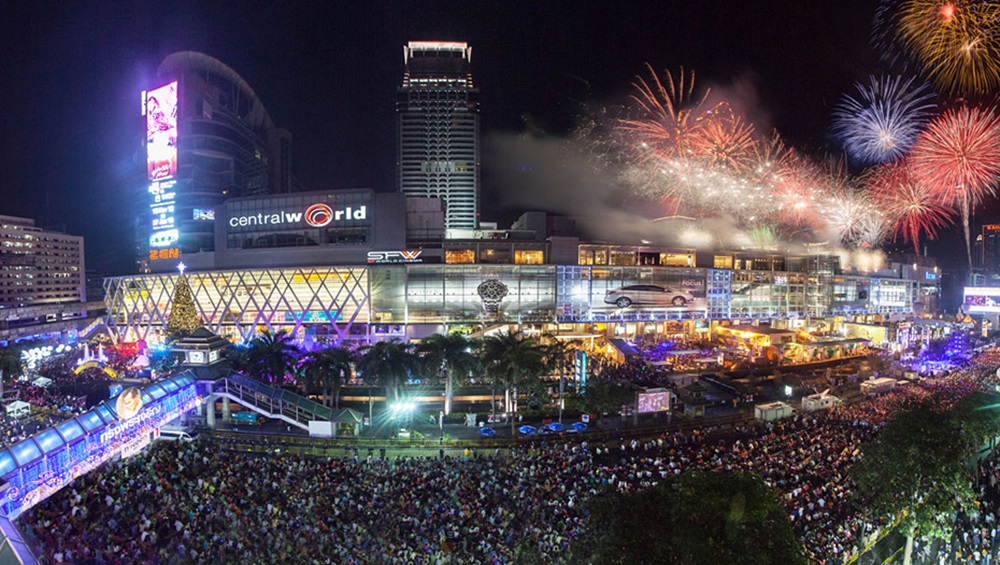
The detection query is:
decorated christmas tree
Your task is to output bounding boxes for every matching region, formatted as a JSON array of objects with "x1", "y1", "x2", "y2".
[{"x1": 166, "y1": 273, "x2": 201, "y2": 339}]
